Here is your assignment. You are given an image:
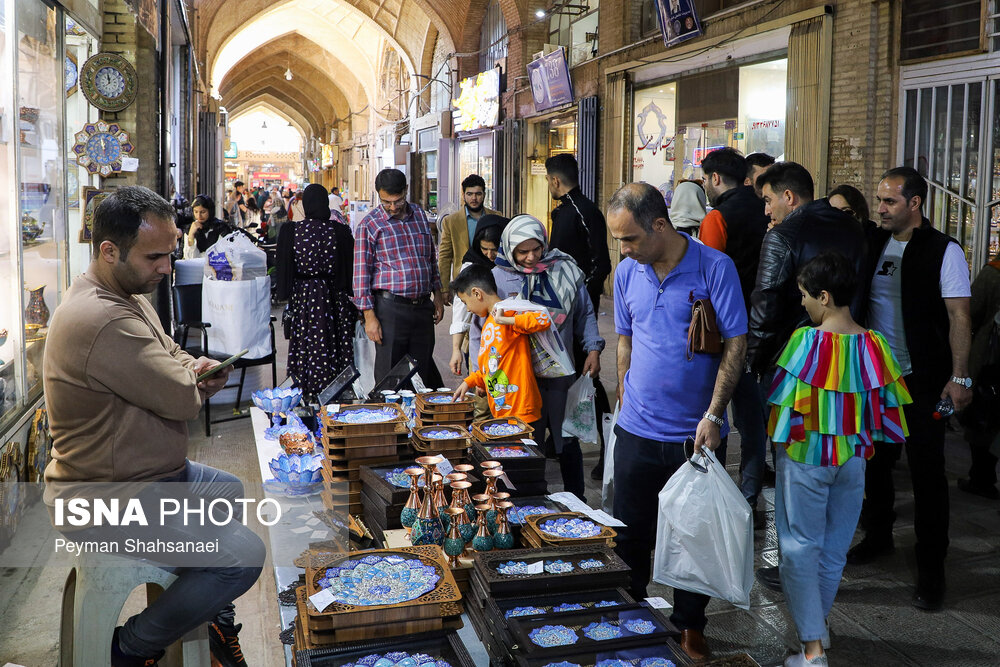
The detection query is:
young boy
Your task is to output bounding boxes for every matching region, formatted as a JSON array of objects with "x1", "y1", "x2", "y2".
[{"x1": 450, "y1": 264, "x2": 551, "y2": 424}]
